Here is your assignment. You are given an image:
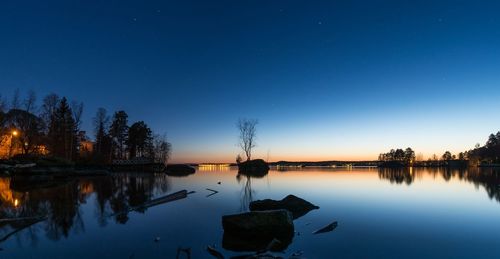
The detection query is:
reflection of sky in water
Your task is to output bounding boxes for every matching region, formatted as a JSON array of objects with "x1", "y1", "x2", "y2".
[{"x1": 1, "y1": 167, "x2": 500, "y2": 258}]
